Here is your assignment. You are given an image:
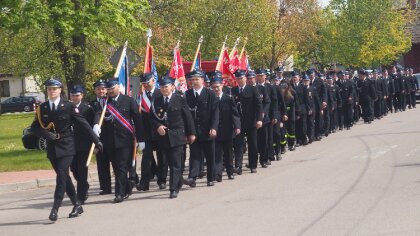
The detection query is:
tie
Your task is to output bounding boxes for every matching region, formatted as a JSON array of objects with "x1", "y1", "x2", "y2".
[
  {"x1": 239, "y1": 87, "x2": 243, "y2": 94},
  {"x1": 195, "y1": 92, "x2": 199, "y2": 98},
  {"x1": 51, "y1": 102, "x2": 56, "y2": 112},
  {"x1": 146, "y1": 91, "x2": 151, "y2": 100},
  {"x1": 164, "y1": 96, "x2": 169, "y2": 106},
  {"x1": 218, "y1": 96, "x2": 221, "y2": 102}
]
